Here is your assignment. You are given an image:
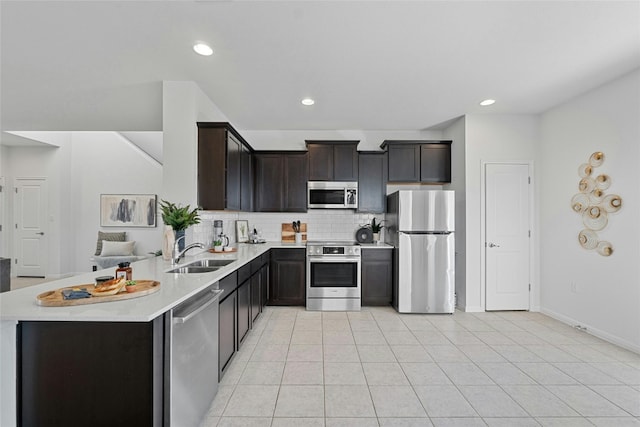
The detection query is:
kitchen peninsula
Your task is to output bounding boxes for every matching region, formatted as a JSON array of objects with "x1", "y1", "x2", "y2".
[{"x1": 0, "y1": 242, "x2": 288, "y2": 427}]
